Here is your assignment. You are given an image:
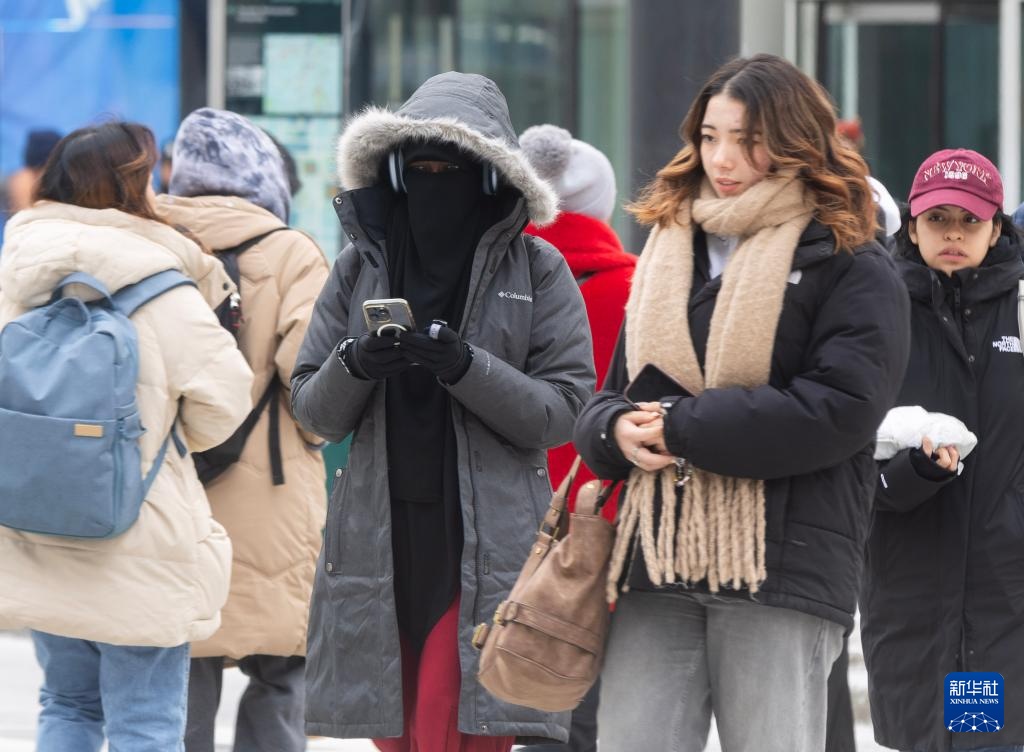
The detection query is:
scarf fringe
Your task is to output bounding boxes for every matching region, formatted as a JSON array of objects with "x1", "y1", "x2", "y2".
[{"x1": 608, "y1": 467, "x2": 766, "y2": 602}]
